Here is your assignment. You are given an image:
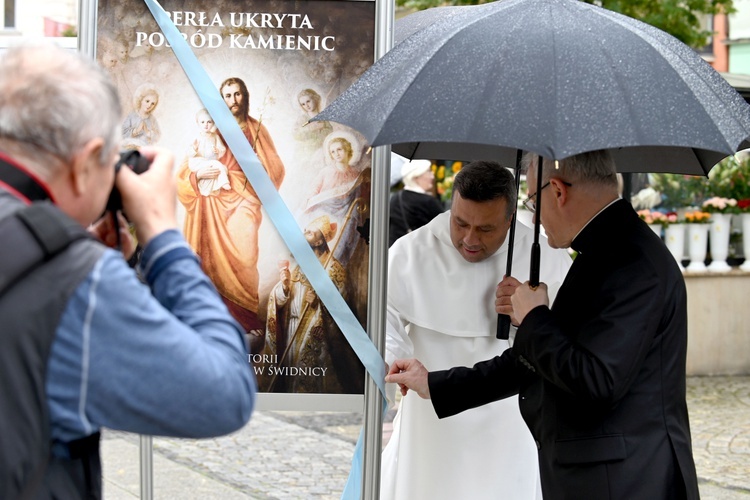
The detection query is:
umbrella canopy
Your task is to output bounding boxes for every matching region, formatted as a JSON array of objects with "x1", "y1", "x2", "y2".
[{"x1": 315, "y1": 0, "x2": 750, "y2": 175}]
